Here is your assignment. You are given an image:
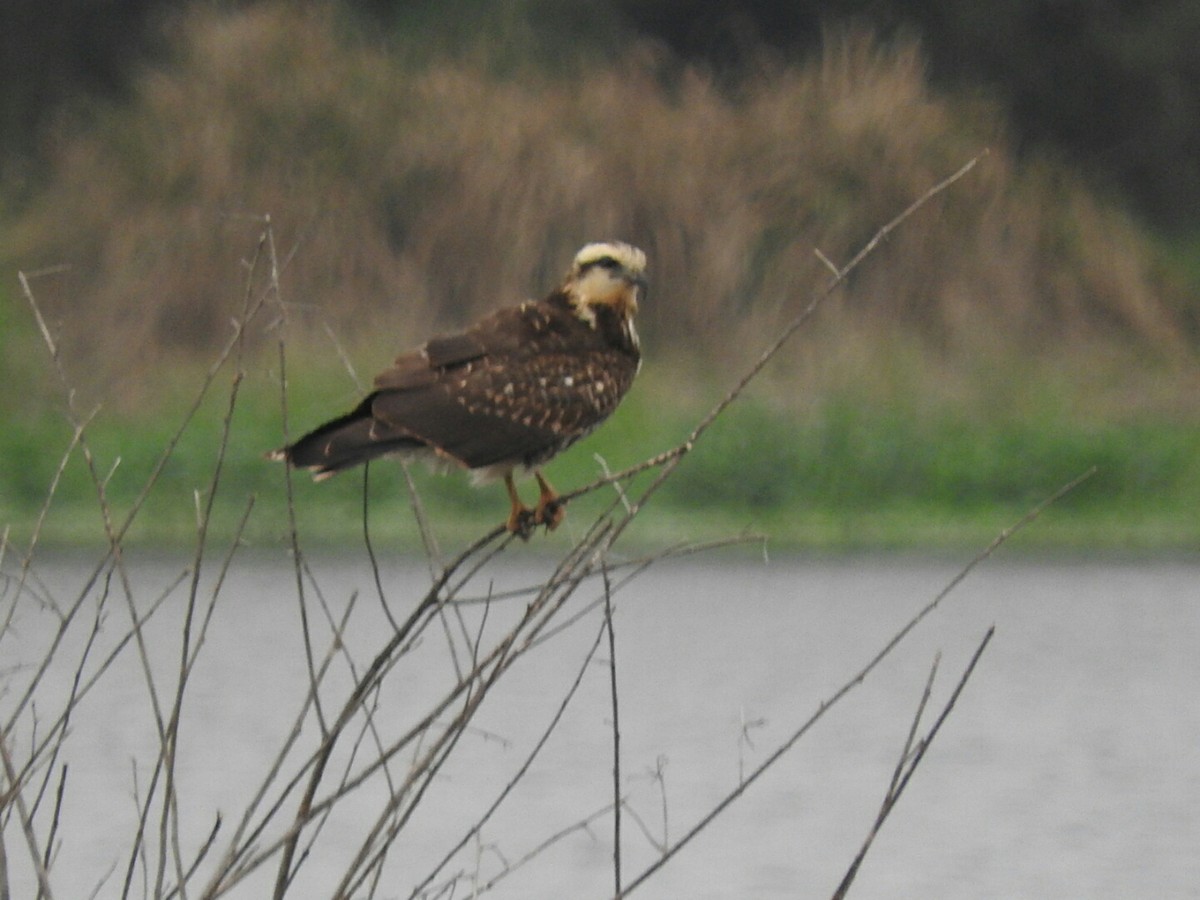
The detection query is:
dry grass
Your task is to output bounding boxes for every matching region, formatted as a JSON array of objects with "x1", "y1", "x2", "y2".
[{"x1": 8, "y1": 1, "x2": 1193, "y2": 405}]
